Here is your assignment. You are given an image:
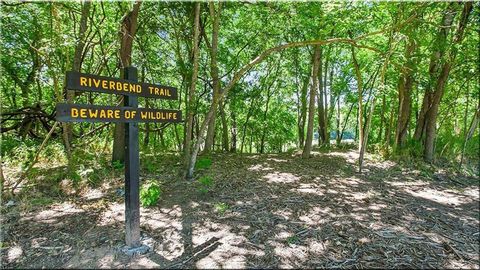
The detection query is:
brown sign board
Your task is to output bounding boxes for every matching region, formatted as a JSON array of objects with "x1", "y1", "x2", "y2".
[
  {"x1": 56, "y1": 103, "x2": 182, "y2": 123},
  {"x1": 66, "y1": 71, "x2": 178, "y2": 100}
]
